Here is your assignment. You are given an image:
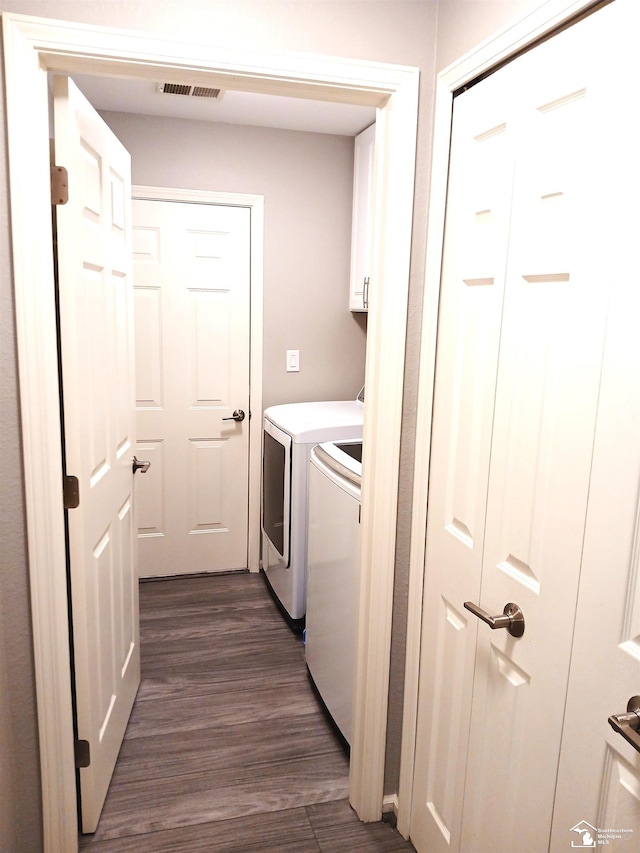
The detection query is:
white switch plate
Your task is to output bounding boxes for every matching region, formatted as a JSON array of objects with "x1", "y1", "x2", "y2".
[{"x1": 286, "y1": 349, "x2": 300, "y2": 372}]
